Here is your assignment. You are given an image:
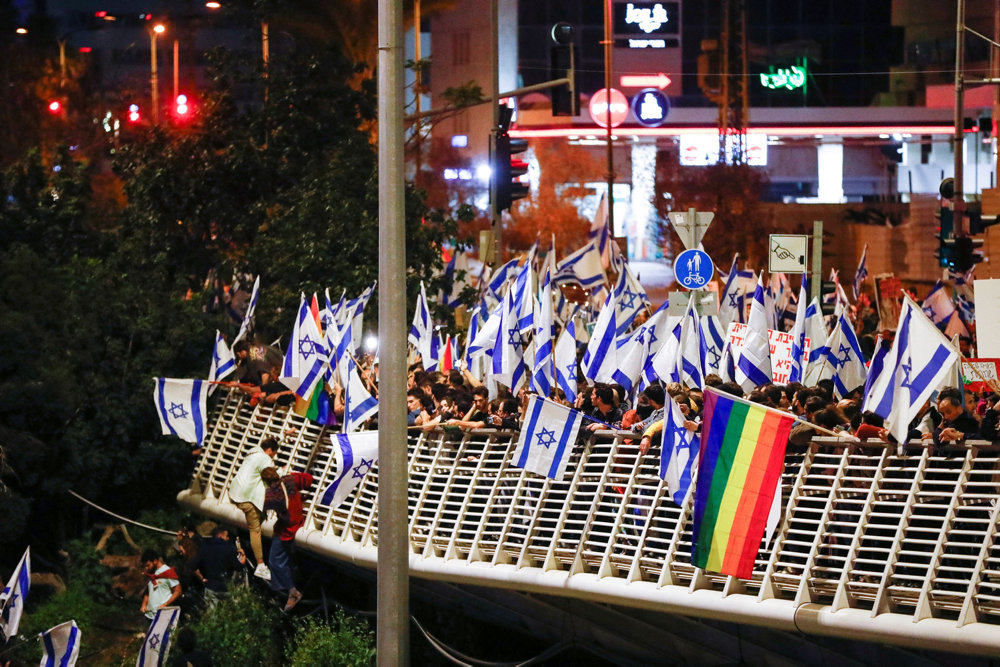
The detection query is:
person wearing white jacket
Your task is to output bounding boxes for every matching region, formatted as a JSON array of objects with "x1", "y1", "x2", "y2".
[{"x1": 228, "y1": 437, "x2": 278, "y2": 580}]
